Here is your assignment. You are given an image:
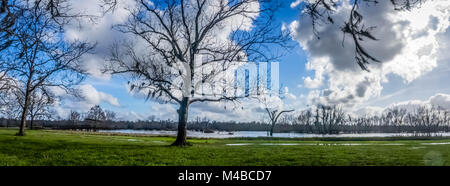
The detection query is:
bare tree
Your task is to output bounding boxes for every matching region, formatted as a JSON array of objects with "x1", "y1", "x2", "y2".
[
  {"x1": 0, "y1": 89, "x2": 21, "y2": 125},
  {"x1": 69, "y1": 110, "x2": 81, "y2": 125},
  {"x1": 312, "y1": 105, "x2": 345, "y2": 134},
  {"x1": 259, "y1": 94, "x2": 294, "y2": 136},
  {"x1": 86, "y1": 105, "x2": 107, "y2": 122},
  {"x1": 385, "y1": 107, "x2": 407, "y2": 126},
  {"x1": 0, "y1": 71, "x2": 17, "y2": 108},
  {"x1": 27, "y1": 91, "x2": 54, "y2": 129},
  {"x1": 301, "y1": 0, "x2": 424, "y2": 71},
  {"x1": 7, "y1": 86, "x2": 55, "y2": 129},
  {"x1": 0, "y1": 1, "x2": 95, "y2": 136},
  {"x1": 297, "y1": 109, "x2": 313, "y2": 132},
  {"x1": 105, "y1": 110, "x2": 116, "y2": 121},
  {"x1": 414, "y1": 106, "x2": 448, "y2": 136},
  {"x1": 85, "y1": 105, "x2": 107, "y2": 131},
  {"x1": 0, "y1": 0, "x2": 19, "y2": 104},
  {"x1": 104, "y1": 0, "x2": 291, "y2": 146},
  {"x1": 266, "y1": 108, "x2": 294, "y2": 136}
]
